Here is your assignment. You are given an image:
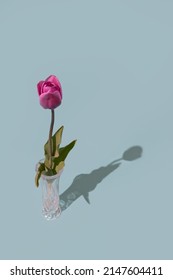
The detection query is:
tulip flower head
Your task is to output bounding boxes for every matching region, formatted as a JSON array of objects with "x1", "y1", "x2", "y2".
[{"x1": 37, "y1": 75, "x2": 62, "y2": 109}]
